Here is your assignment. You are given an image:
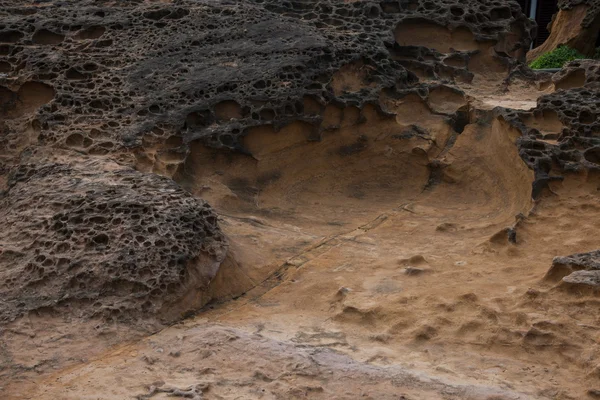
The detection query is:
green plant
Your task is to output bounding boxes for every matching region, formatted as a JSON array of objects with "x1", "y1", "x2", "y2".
[{"x1": 529, "y1": 46, "x2": 586, "y2": 69}]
